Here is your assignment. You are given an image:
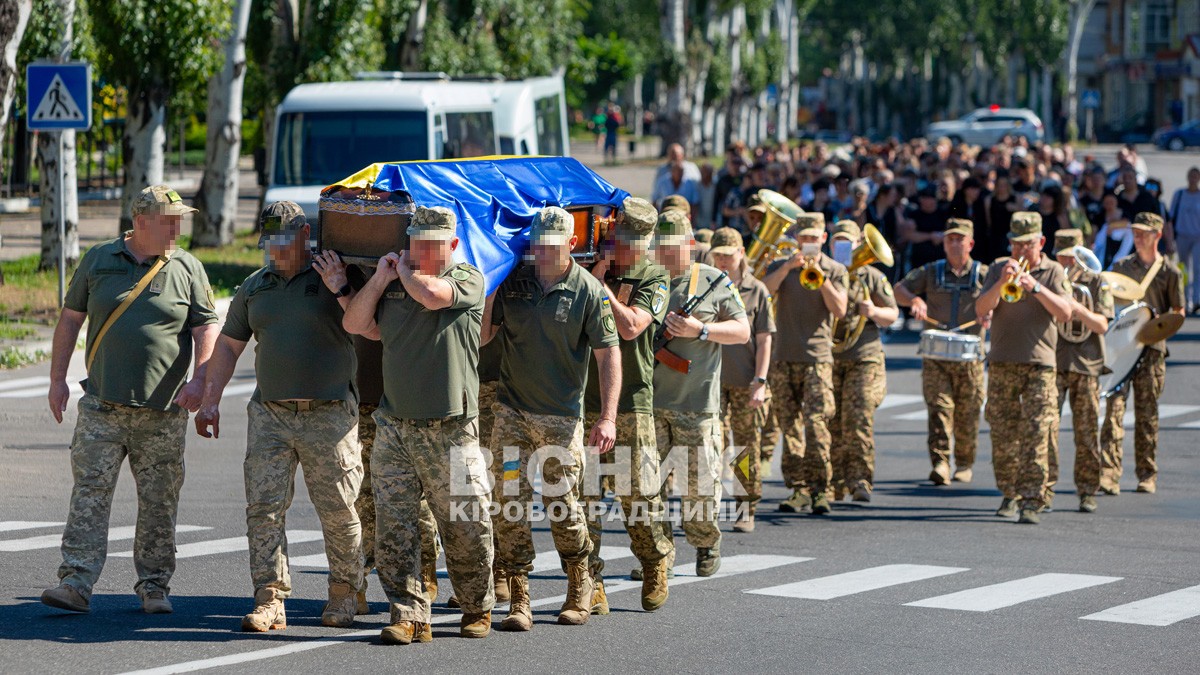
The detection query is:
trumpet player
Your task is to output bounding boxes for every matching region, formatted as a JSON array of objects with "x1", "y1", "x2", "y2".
[
  {"x1": 829, "y1": 222, "x2": 899, "y2": 502},
  {"x1": 895, "y1": 219, "x2": 989, "y2": 485},
  {"x1": 762, "y1": 212, "x2": 849, "y2": 515},
  {"x1": 976, "y1": 212, "x2": 1073, "y2": 525},
  {"x1": 1048, "y1": 230, "x2": 1112, "y2": 514}
]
